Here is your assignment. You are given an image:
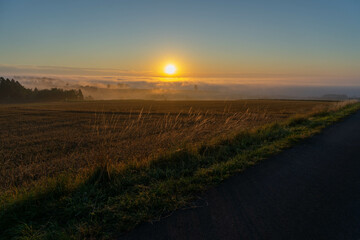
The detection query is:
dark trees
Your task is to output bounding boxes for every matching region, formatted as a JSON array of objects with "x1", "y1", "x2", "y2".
[{"x1": 0, "y1": 77, "x2": 84, "y2": 103}]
